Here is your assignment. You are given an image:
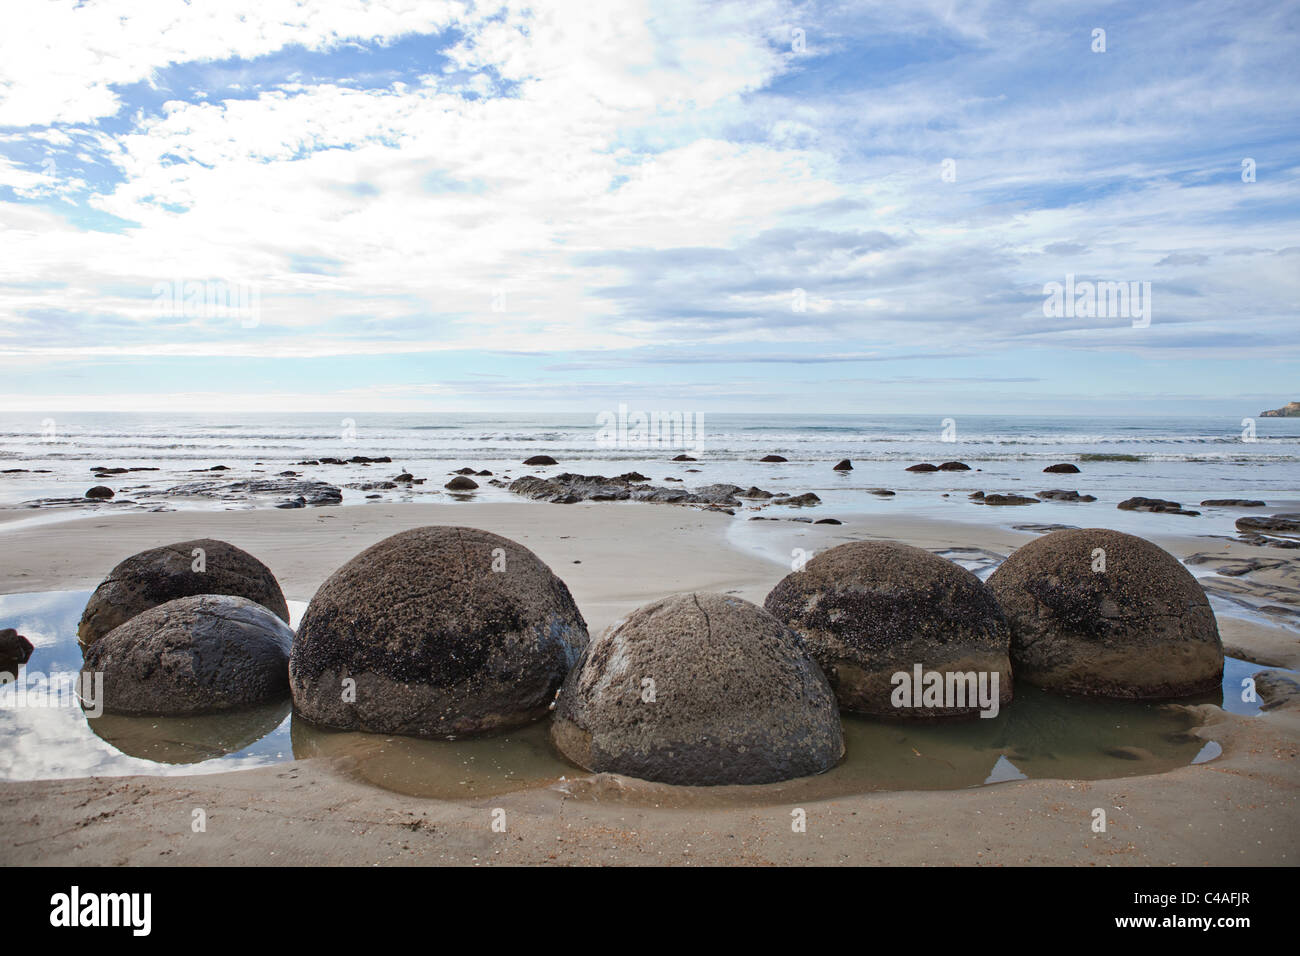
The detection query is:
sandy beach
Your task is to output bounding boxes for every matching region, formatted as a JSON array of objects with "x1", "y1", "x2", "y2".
[{"x1": 1, "y1": 500, "x2": 1296, "y2": 866}]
